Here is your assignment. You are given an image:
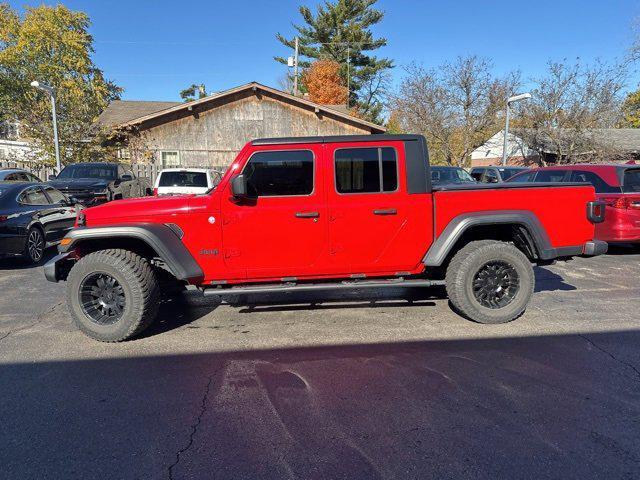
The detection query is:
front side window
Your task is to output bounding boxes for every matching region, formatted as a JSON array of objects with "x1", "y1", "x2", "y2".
[
  {"x1": 244, "y1": 150, "x2": 314, "y2": 197},
  {"x1": 484, "y1": 169, "x2": 499, "y2": 183},
  {"x1": 19, "y1": 187, "x2": 50, "y2": 205},
  {"x1": 470, "y1": 169, "x2": 485, "y2": 181},
  {"x1": 44, "y1": 186, "x2": 67, "y2": 204},
  {"x1": 335, "y1": 147, "x2": 398, "y2": 194}
]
